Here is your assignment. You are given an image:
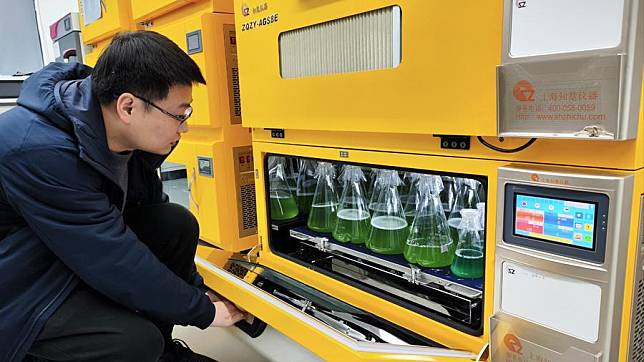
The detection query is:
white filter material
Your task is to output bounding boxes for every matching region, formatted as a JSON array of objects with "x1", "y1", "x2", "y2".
[{"x1": 279, "y1": 6, "x2": 401, "y2": 79}]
